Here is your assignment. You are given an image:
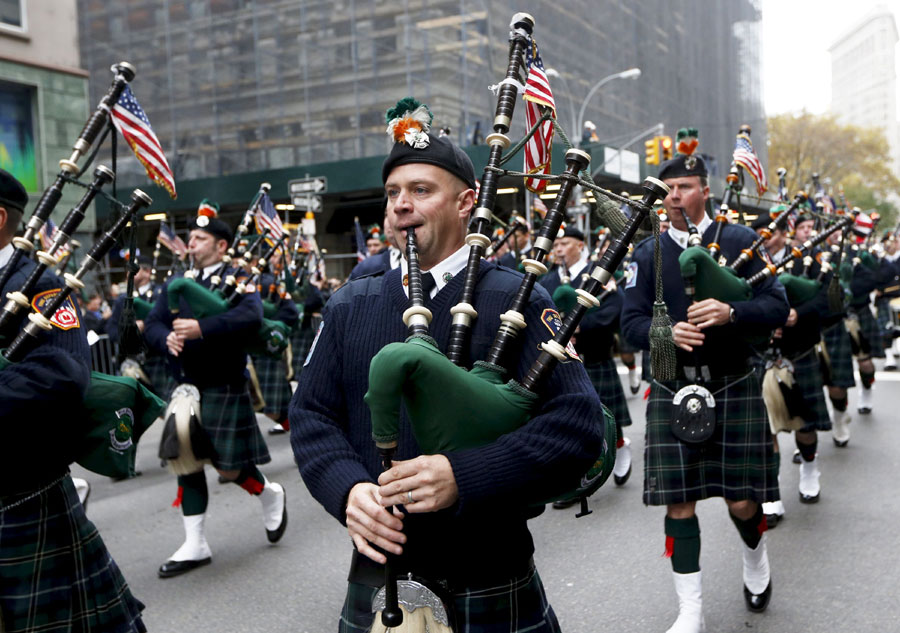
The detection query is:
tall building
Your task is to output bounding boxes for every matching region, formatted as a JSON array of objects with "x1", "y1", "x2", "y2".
[
  {"x1": 1, "y1": 0, "x2": 94, "y2": 229},
  {"x1": 829, "y1": 5, "x2": 900, "y2": 173},
  {"x1": 76, "y1": 0, "x2": 765, "y2": 274}
]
